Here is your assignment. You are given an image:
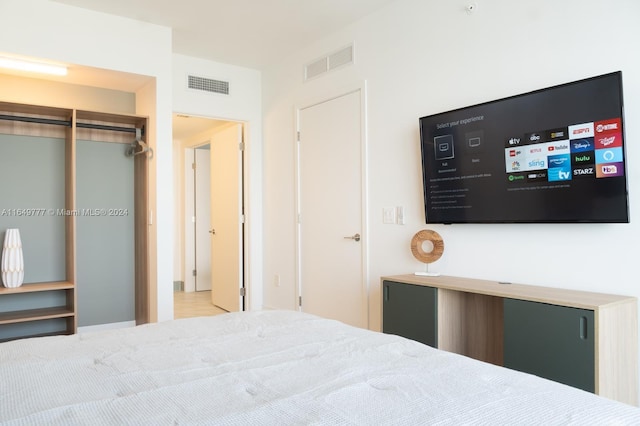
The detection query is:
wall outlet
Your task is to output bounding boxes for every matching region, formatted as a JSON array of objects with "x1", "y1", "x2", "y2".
[{"x1": 274, "y1": 274, "x2": 281, "y2": 287}]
